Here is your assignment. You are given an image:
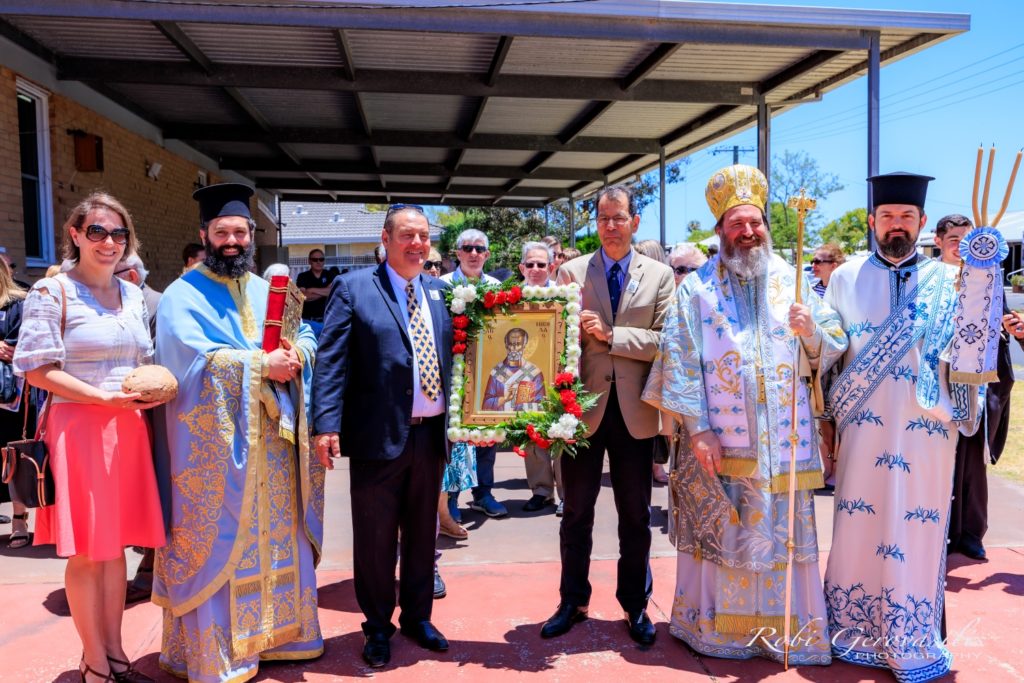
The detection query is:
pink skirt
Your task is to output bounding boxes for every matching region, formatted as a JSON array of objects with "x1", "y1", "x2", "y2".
[{"x1": 34, "y1": 403, "x2": 166, "y2": 561}]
